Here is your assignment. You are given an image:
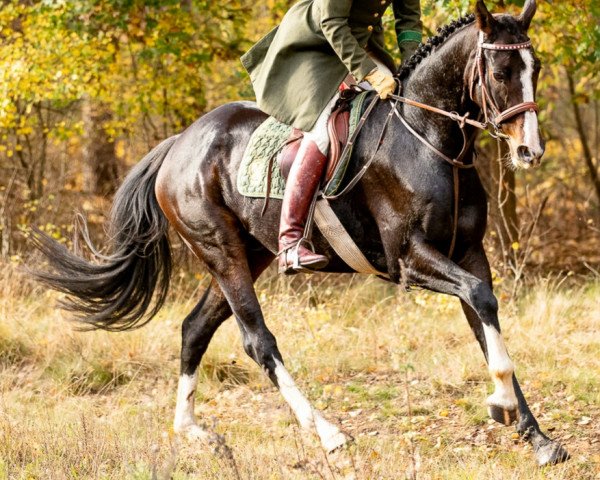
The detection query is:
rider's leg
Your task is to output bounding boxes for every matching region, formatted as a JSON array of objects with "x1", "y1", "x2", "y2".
[
  {"x1": 278, "y1": 55, "x2": 393, "y2": 275},
  {"x1": 278, "y1": 94, "x2": 338, "y2": 274}
]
